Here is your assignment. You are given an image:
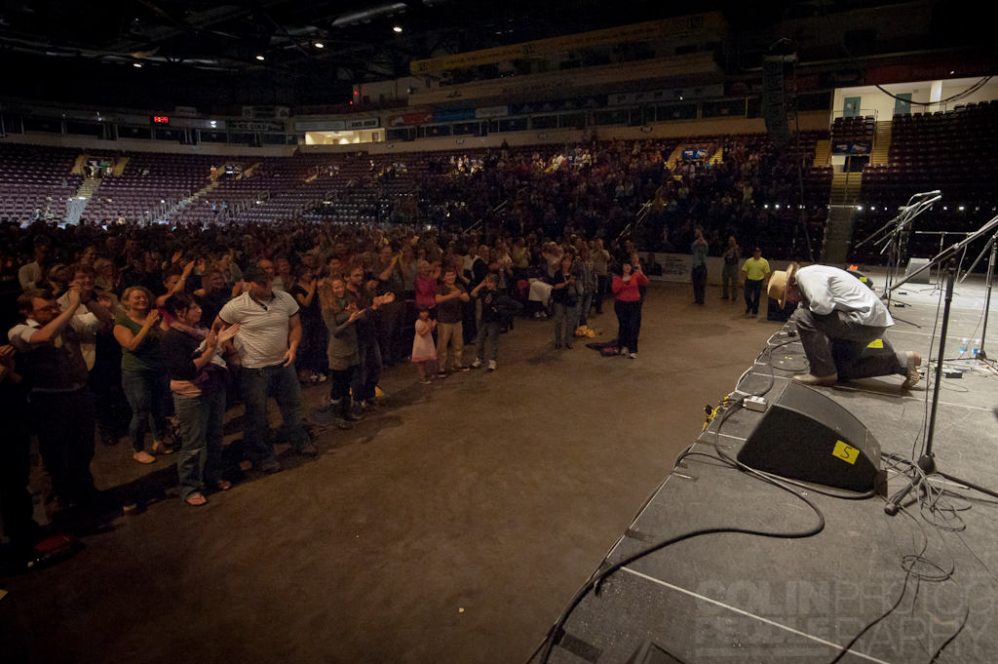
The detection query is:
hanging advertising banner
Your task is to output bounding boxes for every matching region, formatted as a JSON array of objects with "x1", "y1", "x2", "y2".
[
  {"x1": 432, "y1": 108, "x2": 476, "y2": 123},
  {"x1": 682, "y1": 148, "x2": 712, "y2": 161},
  {"x1": 387, "y1": 112, "x2": 434, "y2": 127},
  {"x1": 294, "y1": 120, "x2": 346, "y2": 131},
  {"x1": 475, "y1": 105, "x2": 509, "y2": 119},
  {"x1": 346, "y1": 117, "x2": 380, "y2": 129},
  {"x1": 832, "y1": 142, "x2": 872, "y2": 155}
]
